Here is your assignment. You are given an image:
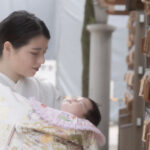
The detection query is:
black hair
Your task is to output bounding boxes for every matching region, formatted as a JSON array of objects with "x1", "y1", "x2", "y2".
[
  {"x1": 0, "y1": 10, "x2": 50, "y2": 56},
  {"x1": 84, "y1": 98, "x2": 101, "y2": 126}
]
